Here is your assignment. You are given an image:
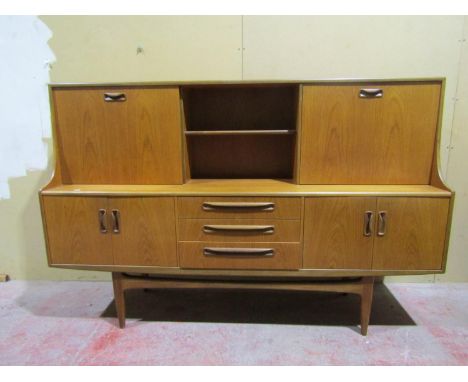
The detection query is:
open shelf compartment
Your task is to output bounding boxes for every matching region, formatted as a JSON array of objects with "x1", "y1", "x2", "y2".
[{"x1": 182, "y1": 84, "x2": 300, "y2": 180}]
